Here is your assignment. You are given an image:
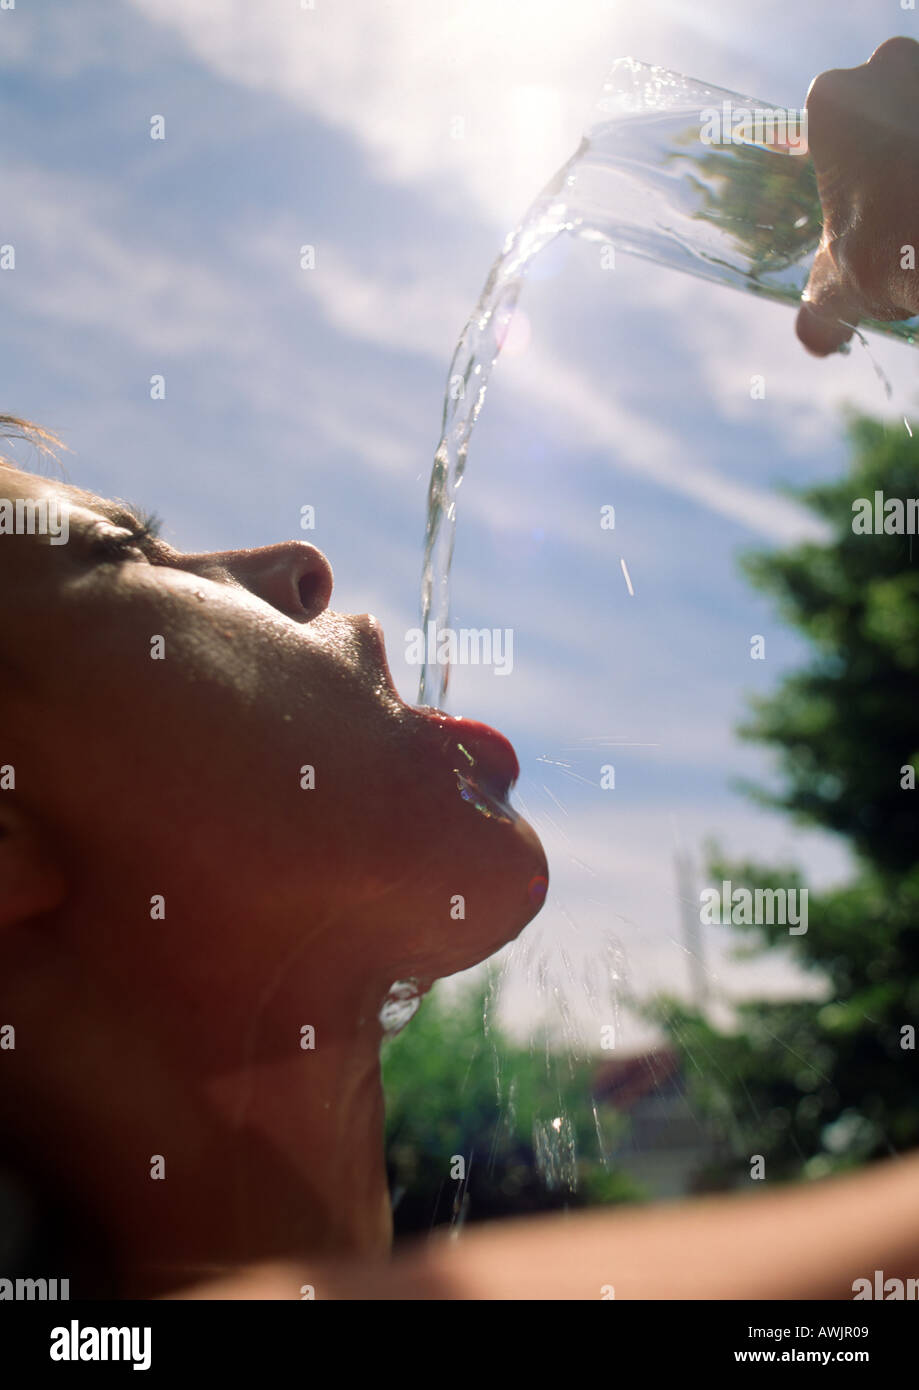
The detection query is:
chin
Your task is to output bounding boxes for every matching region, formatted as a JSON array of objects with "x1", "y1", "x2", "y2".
[{"x1": 394, "y1": 813, "x2": 549, "y2": 980}]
